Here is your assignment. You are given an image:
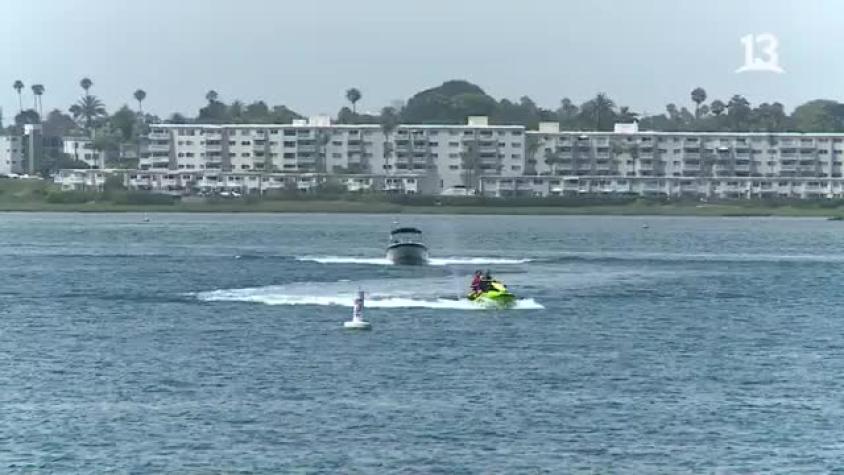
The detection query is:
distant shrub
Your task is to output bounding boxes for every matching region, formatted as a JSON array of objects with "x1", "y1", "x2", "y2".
[
  {"x1": 110, "y1": 192, "x2": 176, "y2": 205},
  {"x1": 46, "y1": 191, "x2": 98, "y2": 204}
]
